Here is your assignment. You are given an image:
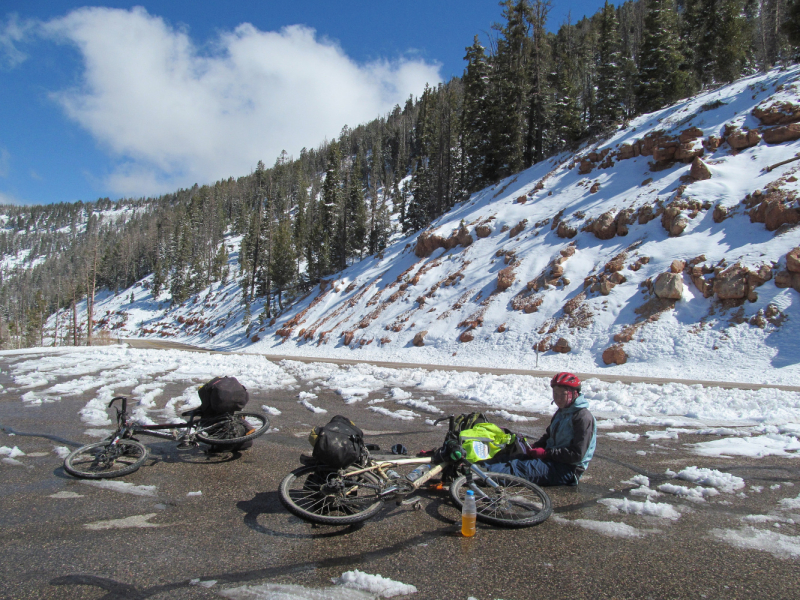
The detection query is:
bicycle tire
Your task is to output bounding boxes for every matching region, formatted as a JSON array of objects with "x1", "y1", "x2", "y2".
[
  {"x1": 450, "y1": 472, "x2": 552, "y2": 527},
  {"x1": 63, "y1": 439, "x2": 148, "y2": 479},
  {"x1": 279, "y1": 465, "x2": 384, "y2": 525},
  {"x1": 195, "y1": 411, "x2": 270, "y2": 447}
]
